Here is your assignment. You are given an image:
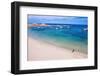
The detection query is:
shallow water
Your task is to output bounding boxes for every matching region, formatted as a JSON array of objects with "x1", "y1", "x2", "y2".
[{"x1": 28, "y1": 24, "x2": 88, "y2": 54}]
